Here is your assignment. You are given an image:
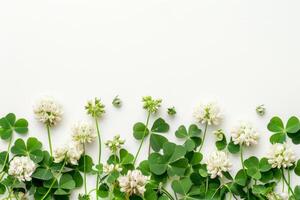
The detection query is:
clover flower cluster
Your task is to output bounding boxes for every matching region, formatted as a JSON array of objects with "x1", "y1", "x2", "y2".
[
  {"x1": 53, "y1": 142, "x2": 84, "y2": 165},
  {"x1": 33, "y1": 97, "x2": 63, "y2": 126},
  {"x1": 8, "y1": 156, "x2": 36, "y2": 182},
  {"x1": 118, "y1": 170, "x2": 149, "y2": 196},
  {"x1": 105, "y1": 134, "x2": 125, "y2": 152},
  {"x1": 71, "y1": 121, "x2": 96, "y2": 144},
  {"x1": 193, "y1": 102, "x2": 222, "y2": 125},
  {"x1": 231, "y1": 122, "x2": 259, "y2": 146},
  {"x1": 142, "y1": 96, "x2": 162, "y2": 113},
  {"x1": 85, "y1": 98, "x2": 105, "y2": 118},
  {"x1": 267, "y1": 143, "x2": 296, "y2": 169},
  {"x1": 103, "y1": 163, "x2": 122, "y2": 174},
  {"x1": 205, "y1": 151, "x2": 232, "y2": 179}
]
